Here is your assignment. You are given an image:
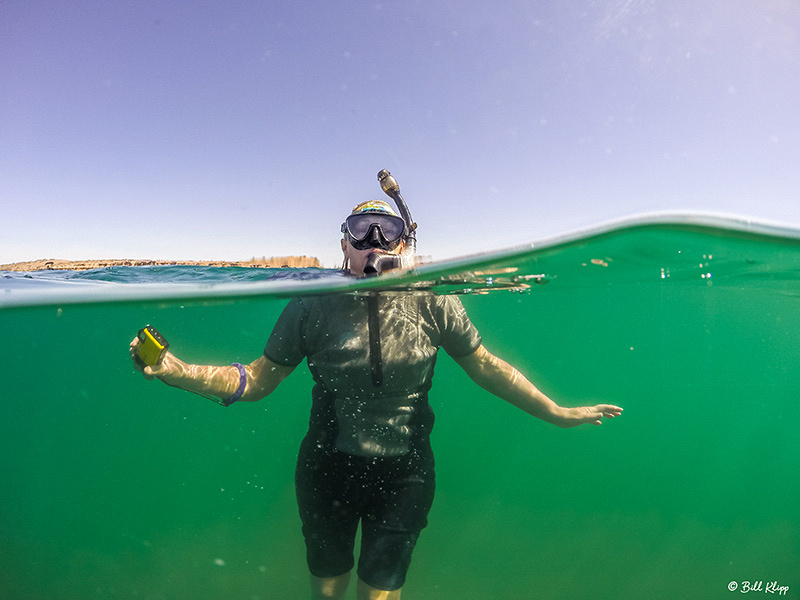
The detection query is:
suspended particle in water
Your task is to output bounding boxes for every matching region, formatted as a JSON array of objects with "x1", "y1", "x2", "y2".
[{"x1": 214, "y1": 558, "x2": 226, "y2": 567}]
